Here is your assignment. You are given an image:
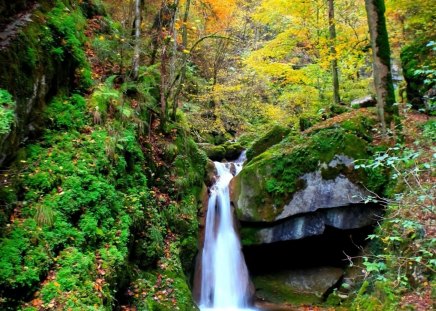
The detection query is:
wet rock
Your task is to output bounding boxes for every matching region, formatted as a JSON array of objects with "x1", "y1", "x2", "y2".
[
  {"x1": 222, "y1": 141, "x2": 244, "y2": 161},
  {"x1": 204, "y1": 159, "x2": 217, "y2": 187},
  {"x1": 199, "y1": 143, "x2": 226, "y2": 161}
]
